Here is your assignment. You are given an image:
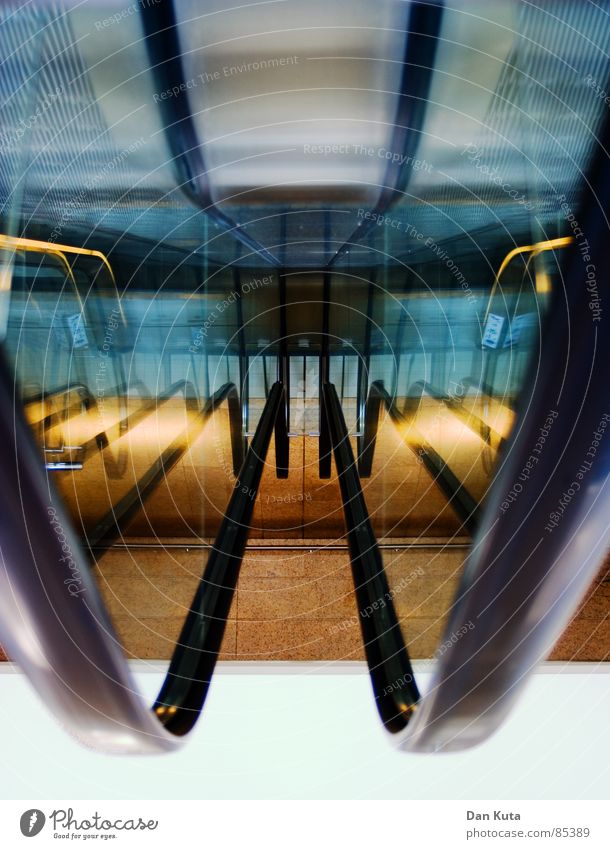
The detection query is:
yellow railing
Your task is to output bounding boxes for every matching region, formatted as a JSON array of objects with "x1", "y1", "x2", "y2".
[
  {"x1": 484, "y1": 236, "x2": 573, "y2": 320},
  {"x1": 0, "y1": 234, "x2": 124, "y2": 322}
]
